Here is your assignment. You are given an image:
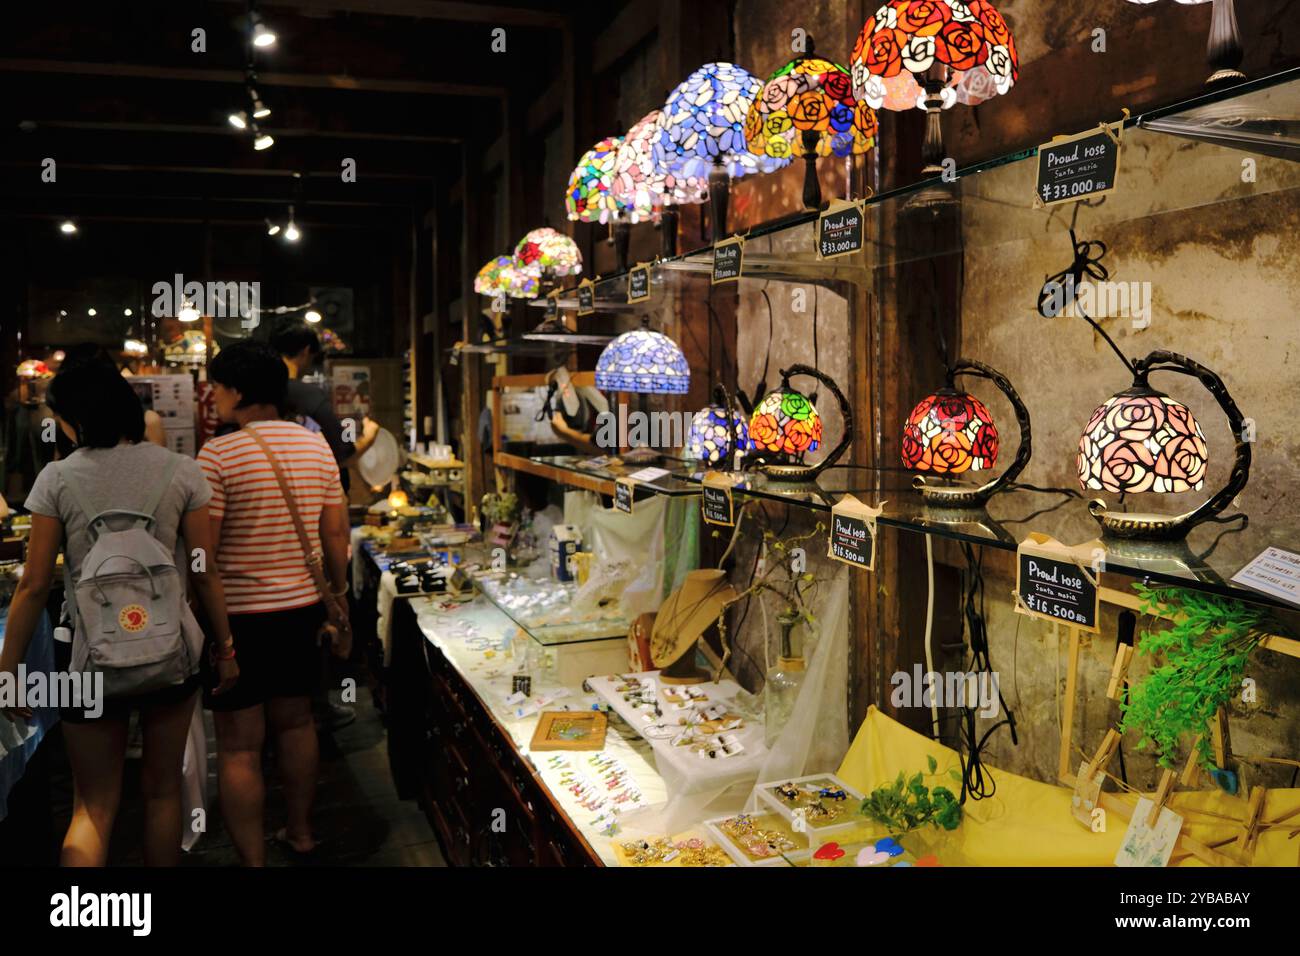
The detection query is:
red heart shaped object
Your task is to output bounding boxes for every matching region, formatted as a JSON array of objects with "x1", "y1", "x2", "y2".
[
  {"x1": 916, "y1": 854, "x2": 940, "y2": 867},
  {"x1": 814, "y1": 842, "x2": 845, "y2": 861}
]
